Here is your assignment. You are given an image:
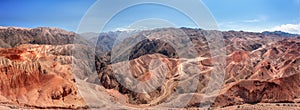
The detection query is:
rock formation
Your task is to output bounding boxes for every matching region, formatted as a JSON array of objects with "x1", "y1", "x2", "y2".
[
  {"x1": 95, "y1": 28, "x2": 300, "y2": 108},
  {"x1": 0, "y1": 26, "x2": 299, "y2": 109},
  {"x1": 0, "y1": 44, "x2": 86, "y2": 109}
]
